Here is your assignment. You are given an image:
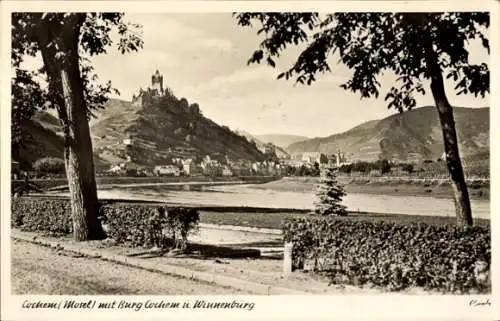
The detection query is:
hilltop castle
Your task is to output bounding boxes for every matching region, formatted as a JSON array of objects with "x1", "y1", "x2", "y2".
[
  {"x1": 151, "y1": 69, "x2": 164, "y2": 94},
  {"x1": 132, "y1": 69, "x2": 172, "y2": 107}
]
